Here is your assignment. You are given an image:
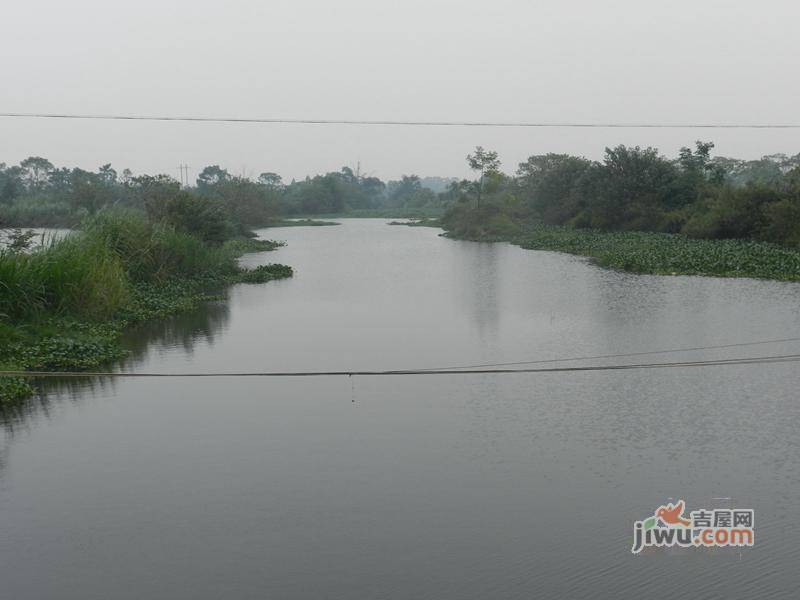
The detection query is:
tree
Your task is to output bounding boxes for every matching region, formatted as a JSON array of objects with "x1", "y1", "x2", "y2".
[
  {"x1": 258, "y1": 172, "x2": 283, "y2": 190},
  {"x1": 131, "y1": 174, "x2": 181, "y2": 218},
  {"x1": 215, "y1": 176, "x2": 279, "y2": 226},
  {"x1": 386, "y1": 175, "x2": 421, "y2": 207},
  {"x1": 359, "y1": 176, "x2": 385, "y2": 202},
  {"x1": 98, "y1": 163, "x2": 118, "y2": 185},
  {"x1": 19, "y1": 156, "x2": 54, "y2": 192},
  {"x1": 69, "y1": 168, "x2": 116, "y2": 214},
  {"x1": 0, "y1": 165, "x2": 23, "y2": 204},
  {"x1": 589, "y1": 145, "x2": 678, "y2": 230},
  {"x1": 196, "y1": 165, "x2": 230, "y2": 194},
  {"x1": 517, "y1": 154, "x2": 593, "y2": 224},
  {"x1": 157, "y1": 191, "x2": 233, "y2": 243},
  {"x1": 466, "y1": 146, "x2": 500, "y2": 207}
]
